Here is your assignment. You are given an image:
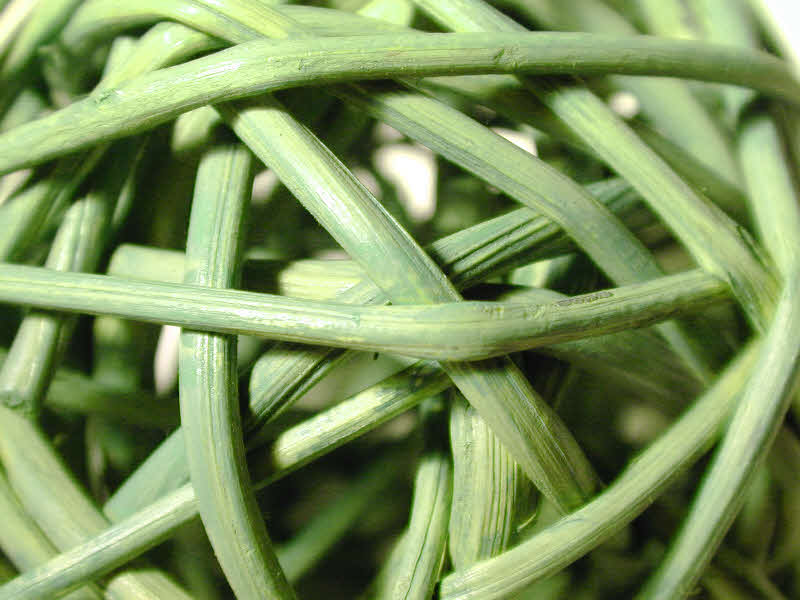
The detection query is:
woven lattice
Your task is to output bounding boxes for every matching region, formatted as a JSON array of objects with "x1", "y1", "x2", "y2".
[{"x1": 0, "y1": 1, "x2": 799, "y2": 598}]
